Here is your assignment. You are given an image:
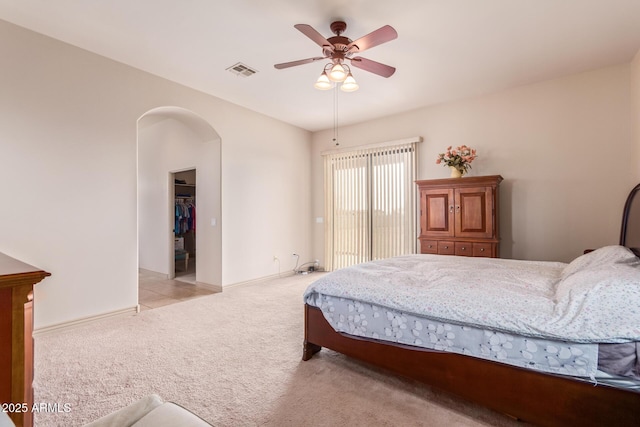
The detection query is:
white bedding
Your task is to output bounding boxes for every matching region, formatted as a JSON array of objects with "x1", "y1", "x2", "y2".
[{"x1": 303, "y1": 246, "x2": 640, "y2": 343}]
